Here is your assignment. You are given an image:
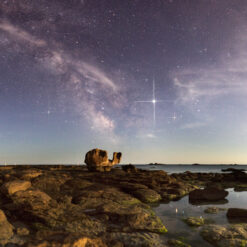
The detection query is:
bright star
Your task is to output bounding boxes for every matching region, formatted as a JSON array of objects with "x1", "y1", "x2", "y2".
[{"x1": 135, "y1": 77, "x2": 170, "y2": 127}]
